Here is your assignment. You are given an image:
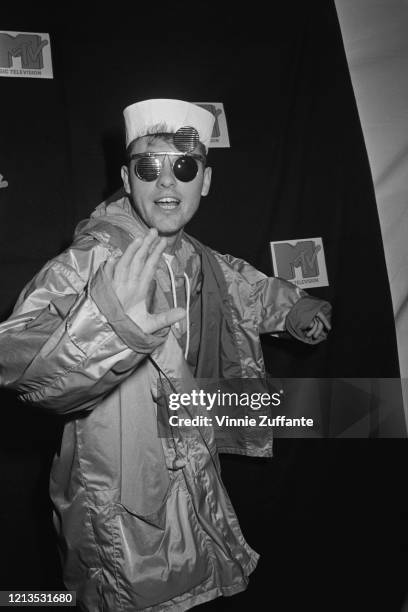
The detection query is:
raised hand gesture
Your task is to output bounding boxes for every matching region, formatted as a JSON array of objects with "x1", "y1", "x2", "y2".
[{"x1": 104, "y1": 228, "x2": 185, "y2": 334}]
